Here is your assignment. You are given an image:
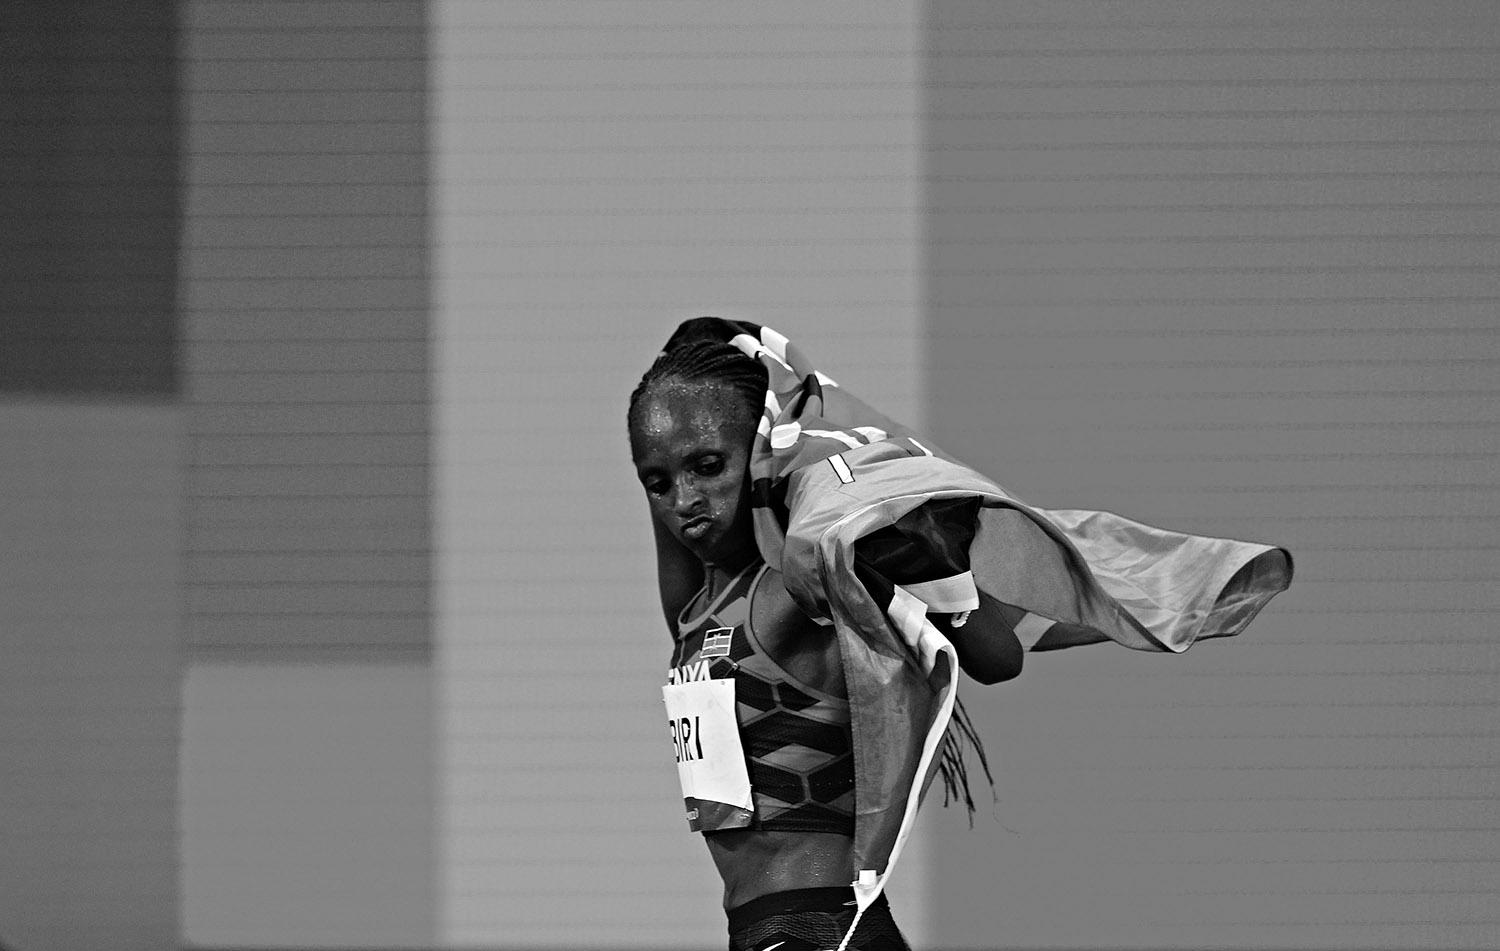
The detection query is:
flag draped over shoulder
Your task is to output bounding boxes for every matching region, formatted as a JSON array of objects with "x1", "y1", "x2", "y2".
[{"x1": 660, "y1": 317, "x2": 1294, "y2": 918}]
